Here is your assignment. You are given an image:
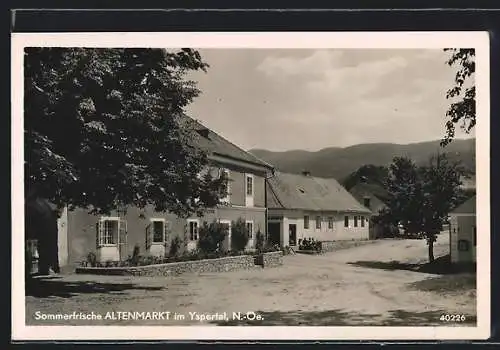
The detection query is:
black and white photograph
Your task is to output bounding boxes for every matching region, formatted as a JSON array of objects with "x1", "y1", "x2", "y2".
[{"x1": 12, "y1": 32, "x2": 490, "y2": 341}]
